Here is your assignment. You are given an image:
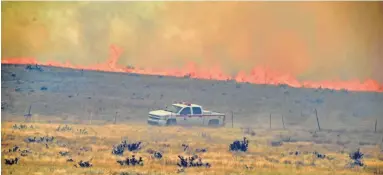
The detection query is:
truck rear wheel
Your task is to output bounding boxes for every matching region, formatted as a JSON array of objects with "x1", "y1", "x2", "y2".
[
  {"x1": 208, "y1": 119, "x2": 220, "y2": 127},
  {"x1": 166, "y1": 119, "x2": 177, "y2": 126}
]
